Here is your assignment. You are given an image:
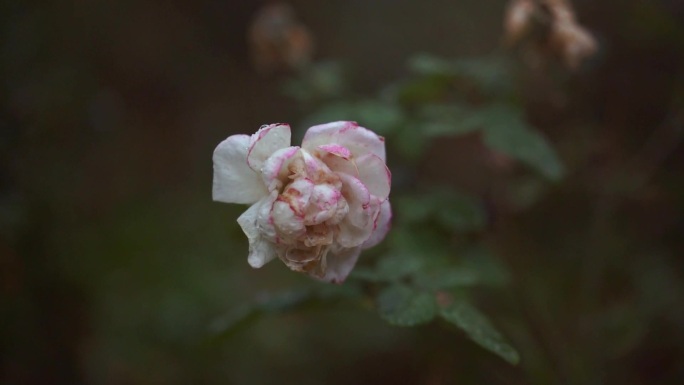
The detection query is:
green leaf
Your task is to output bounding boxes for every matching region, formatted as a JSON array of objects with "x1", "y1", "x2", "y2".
[
  {"x1": 348, "y1": 268, "x2": 386, "y2": 282},
  {"x1": 383, "y1": 77, "x2": 451, "y2": 105},
  {"x1": 394, "y1": 122, "x2": 431, "y2": 161},
  {"x1": 207, "y1": 303, "x2": 259, "y2": 340},
  {"x1": 460, "y1": 247, "x2": 511, "y2": 287},
  {"x1": 377, "y1": 285, "x2": 437, "y2": 326},
  {"x1": 419, "y1": 104, "x2": 482, "y2": 137},
  {"x1": 387, "y1": 226, "x2": 451, "y2": 258},
  {"x1": 408, "y1": 54, "x2": 458, "y2": 76},
  {"x1": 408, "y1": 54, "x2": 515, "y2": 96},
  {"x1": 353, "y1": 100, "x2": 404, "y2": 135},
  {"x1": 208, "y1": 285, "x2": 362, "y2": 339},
  {"x1": 208, "y1": 290, "x2": 313, "y2": 339},
  {"x1": 440, "y1": 299, "x2": 520, "y2": 364},
  {"x1": 376, "y1": 253, "x2": 426, "y2": 280},
  {"x1": 479, "y1": 105, "x2": 564, "y2": 181},
  {"x1": 434, "y1": 193, "x2": 487, "y2": 232},
  {"x1": 414, "y1": 267, "x2": 481, "y2": 290},
  {"x1": 350, "y1": 252, "x2": 427, "y2": 283},
  {"x1": 396, "y1": 189, "x2": 486, "y2": 232}
]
